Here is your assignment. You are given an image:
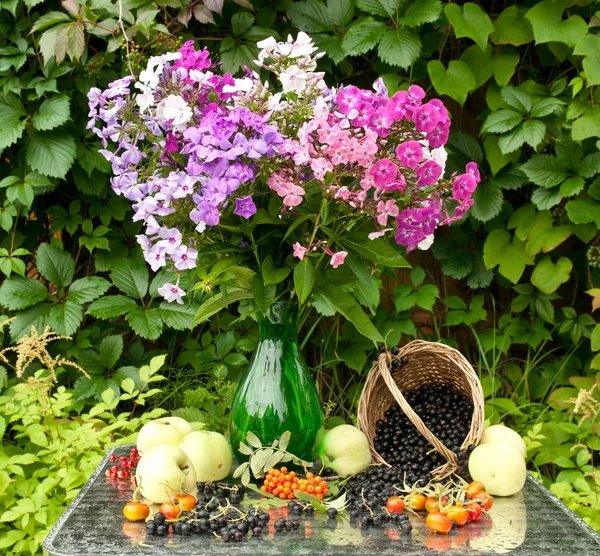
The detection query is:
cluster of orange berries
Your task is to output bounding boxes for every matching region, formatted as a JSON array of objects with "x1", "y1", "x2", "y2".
[{"x1": 261, "y1": 468, "x2": 329, "y2": 500}]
